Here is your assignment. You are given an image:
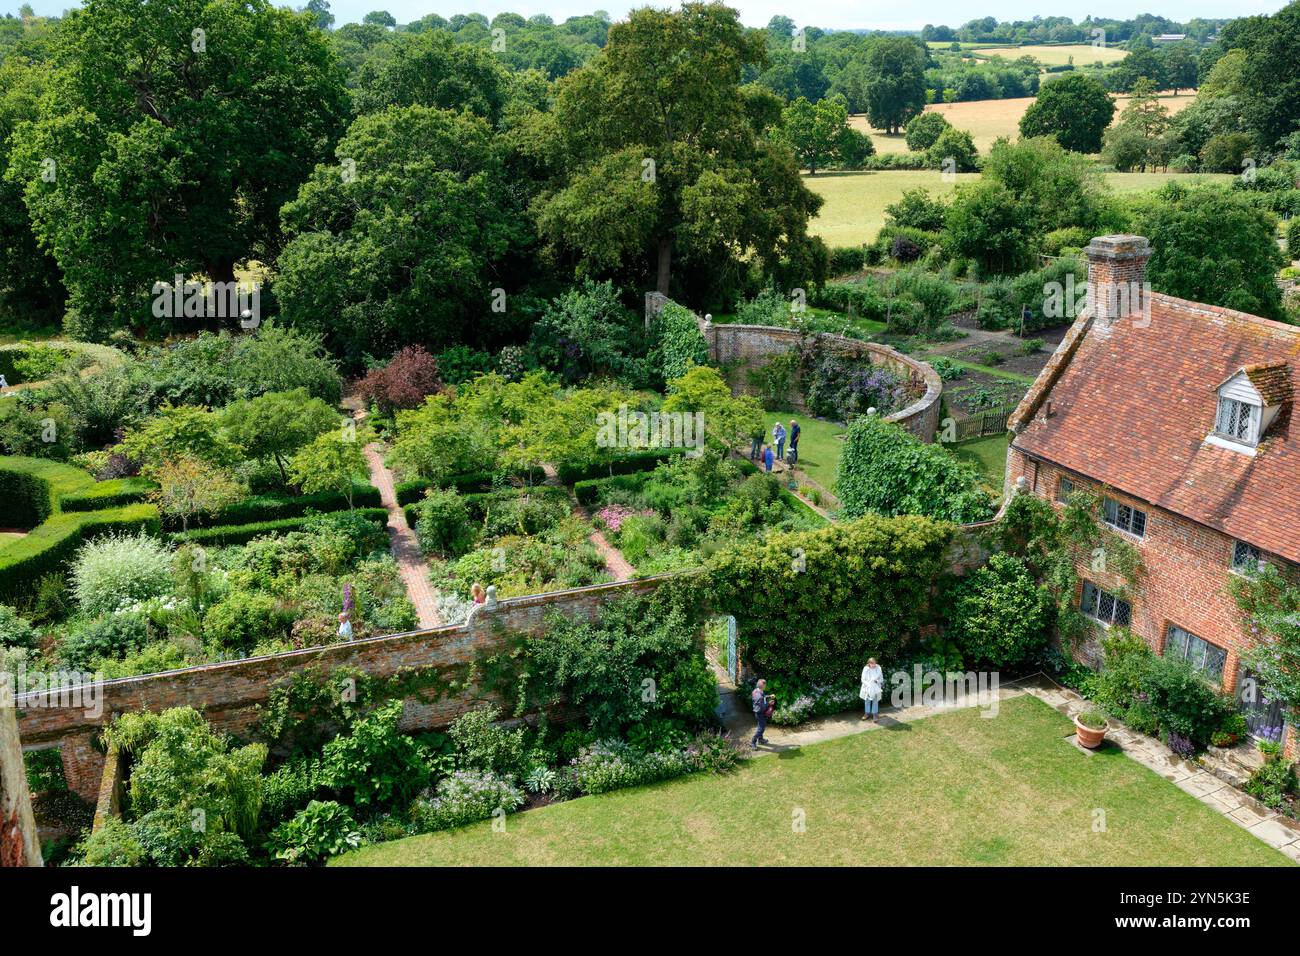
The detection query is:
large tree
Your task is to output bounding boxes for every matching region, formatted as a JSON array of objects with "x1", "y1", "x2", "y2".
[
  {"x1": 7, "y1": 0, "x2": 347, "y2": 340},
  {"x1": 1018, "y1": 72, "x2": 1115, "y2": 153},
  {"x1": 531, "y1": 3, "x2": 824, "y2": 297},
  {"x1": 1132, "y1": 183, "x2": 1284, "y2": 320},
  {"x1": 857, "y1": 36, "x2": 928, "y2": 135},
  {"x1": 275, "y1": 105, "x2": 530, "y2": 362}
]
